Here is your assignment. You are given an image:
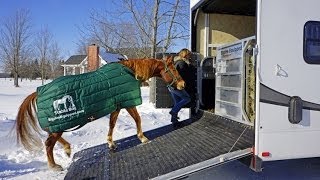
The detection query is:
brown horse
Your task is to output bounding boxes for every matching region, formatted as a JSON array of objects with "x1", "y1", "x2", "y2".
[{"x1": 15, "y1": 56, "x2": 185, "y2": 171}]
